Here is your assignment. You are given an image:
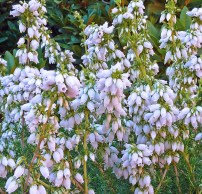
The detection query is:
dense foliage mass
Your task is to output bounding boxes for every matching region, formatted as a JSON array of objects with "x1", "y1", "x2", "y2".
[{"x1": 0, "y1": 0, "x2": 202, "y2": 194}]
